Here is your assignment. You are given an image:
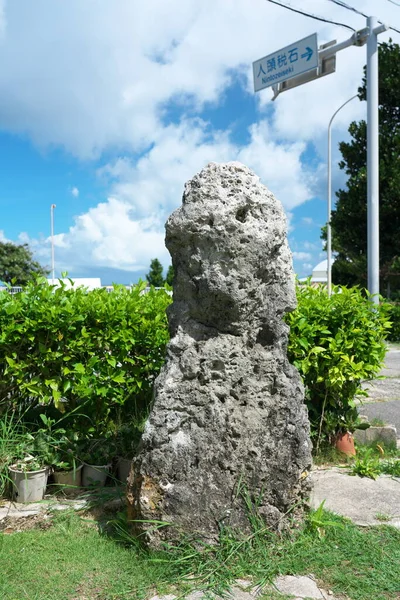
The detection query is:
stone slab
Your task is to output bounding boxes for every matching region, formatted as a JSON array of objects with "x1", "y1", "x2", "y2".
[
  {"x1": 311, "y1": 468, "x2": 400, "y2": 527},
  {"x1": 0, "y1": 498, "x2": 90, "y2": 522},
  {"x1": 273, "y1": 575, "x2": 324, "y2": 599},
  {"x1": 354, "y1": 424, "x2": 397, "y2": 446},
  {"x1": 358, "y1": 400, "x2": 400, "y2": 438}
]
